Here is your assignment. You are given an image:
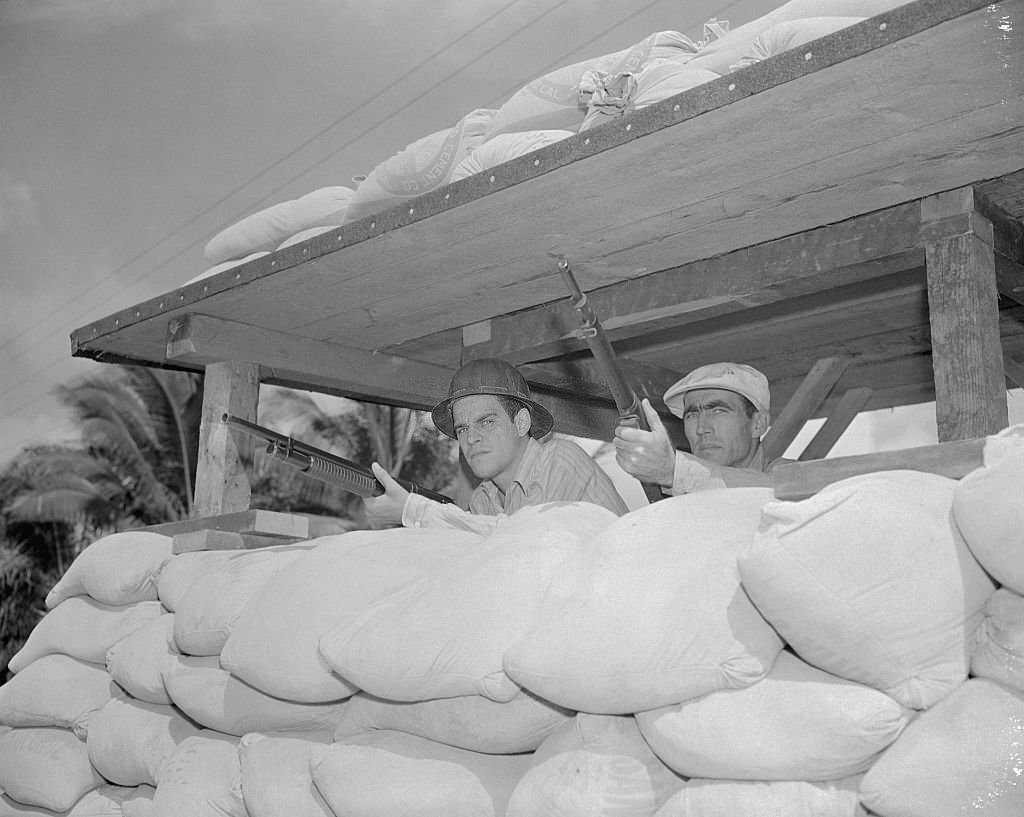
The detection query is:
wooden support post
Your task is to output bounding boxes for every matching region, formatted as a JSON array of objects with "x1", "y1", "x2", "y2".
[
  {"x1": 193, "y1": 361, "x2": 260, "y2": 517},
  {"x1": 922, "y1": 188, "x2": 1008, "y2": 441},
  {"x1": 762, "y1": 356, "x2": 850, "y2": 461}
]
